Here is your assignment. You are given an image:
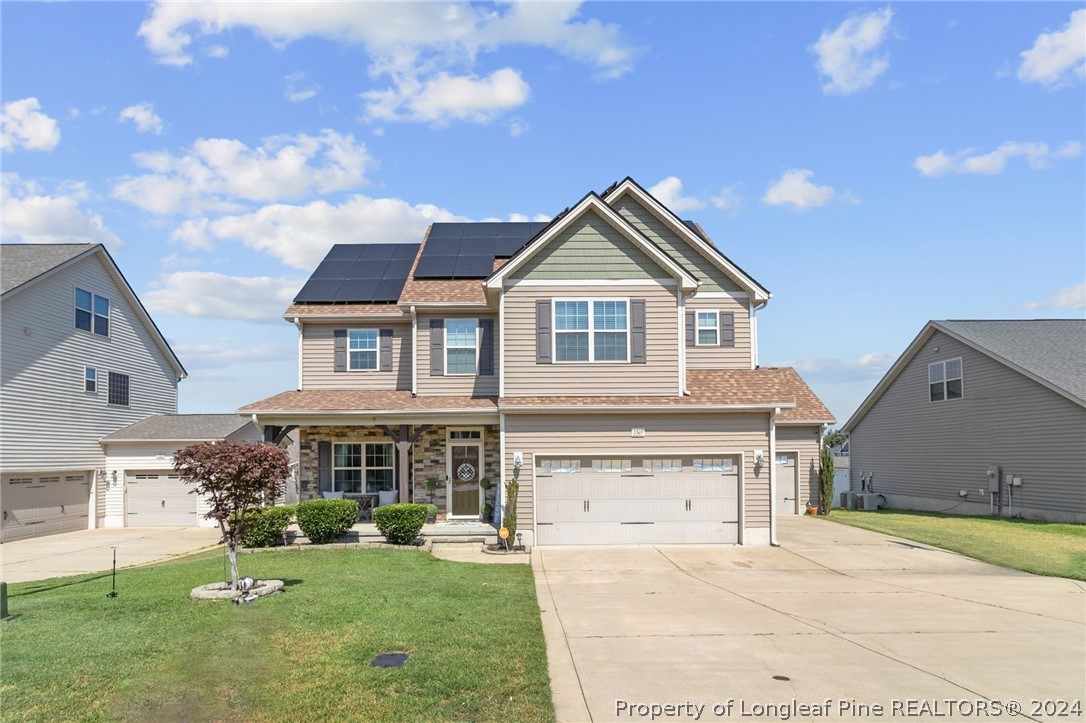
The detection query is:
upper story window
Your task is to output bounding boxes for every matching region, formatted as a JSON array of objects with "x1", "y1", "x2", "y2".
[
  {"x1": 348, "y1": 330, "x2": 378, "y2": 370},
  {"x1": 445, "y1": 319, "x2": 478, "y2": 375},
  {"x1": 84, "y1": 367, "x2": 97, "y2": 393},
  {"x1": 75, "y1": 288, "x2": 109, "y2": 336},
  {"x1": 929, "y1": 358, "x2": 963, "y2": 402},
  {"x1": 554, "y1": 299, "x2": 628, "y2": 362},
  {"x1": 108, "y1": 371, "x2": 129, "y2": 406},
  {"x1": 333, "y1": 442, "x2": 395, "y2": 493},
  {"x1": 696, "y1": 311, "x2": 719, "y2": 346}
]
